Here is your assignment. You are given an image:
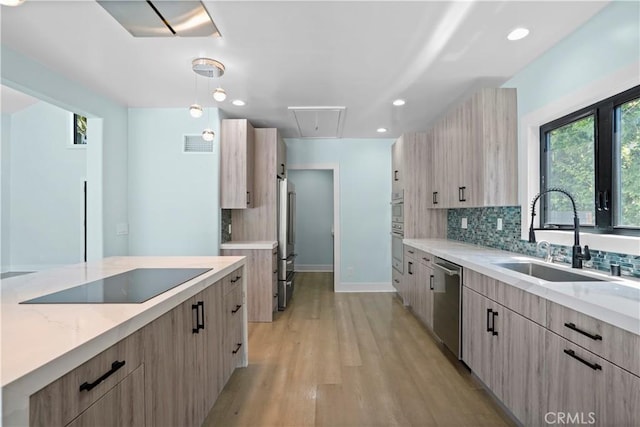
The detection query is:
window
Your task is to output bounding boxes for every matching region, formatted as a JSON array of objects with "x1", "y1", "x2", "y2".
[
  {"x1": 74, "y1": 114, "x2": 87, "y2": 145},
  {"x1": 540, "y1": 85, "x2": 640, "y2": 236}
]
